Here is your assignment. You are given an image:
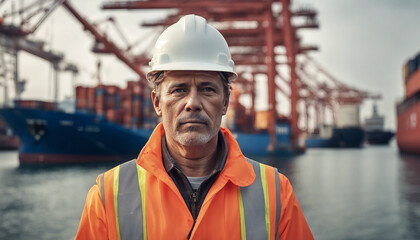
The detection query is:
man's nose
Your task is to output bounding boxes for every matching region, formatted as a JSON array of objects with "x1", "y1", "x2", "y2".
[{"x1": 185, "y1": 89, "x2": 202, "y2": 112}]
